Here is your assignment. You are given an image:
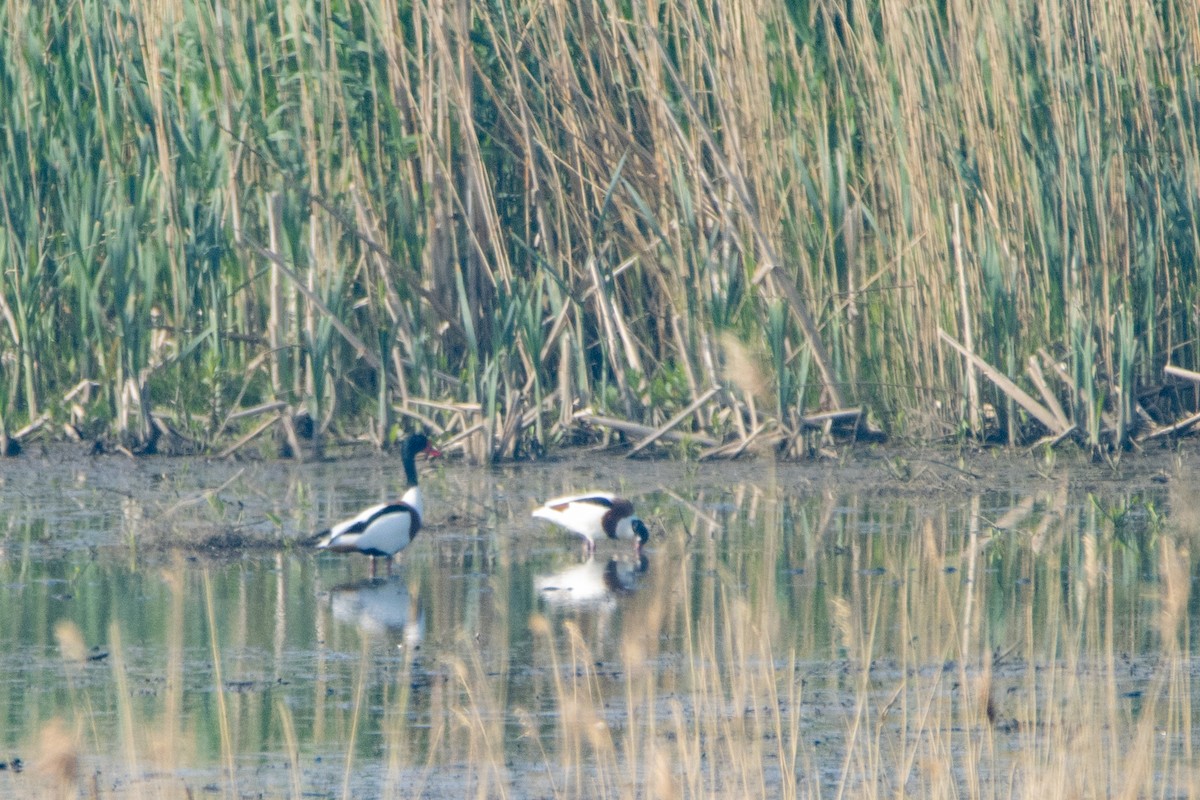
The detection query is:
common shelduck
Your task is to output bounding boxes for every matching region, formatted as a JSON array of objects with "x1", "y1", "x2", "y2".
[
  {"x1": 531, "y1": 492, "x2": 649, "y2": 553},
  {"x1": 314, "y1": 433, "x2": 440, "y2": 575}
]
